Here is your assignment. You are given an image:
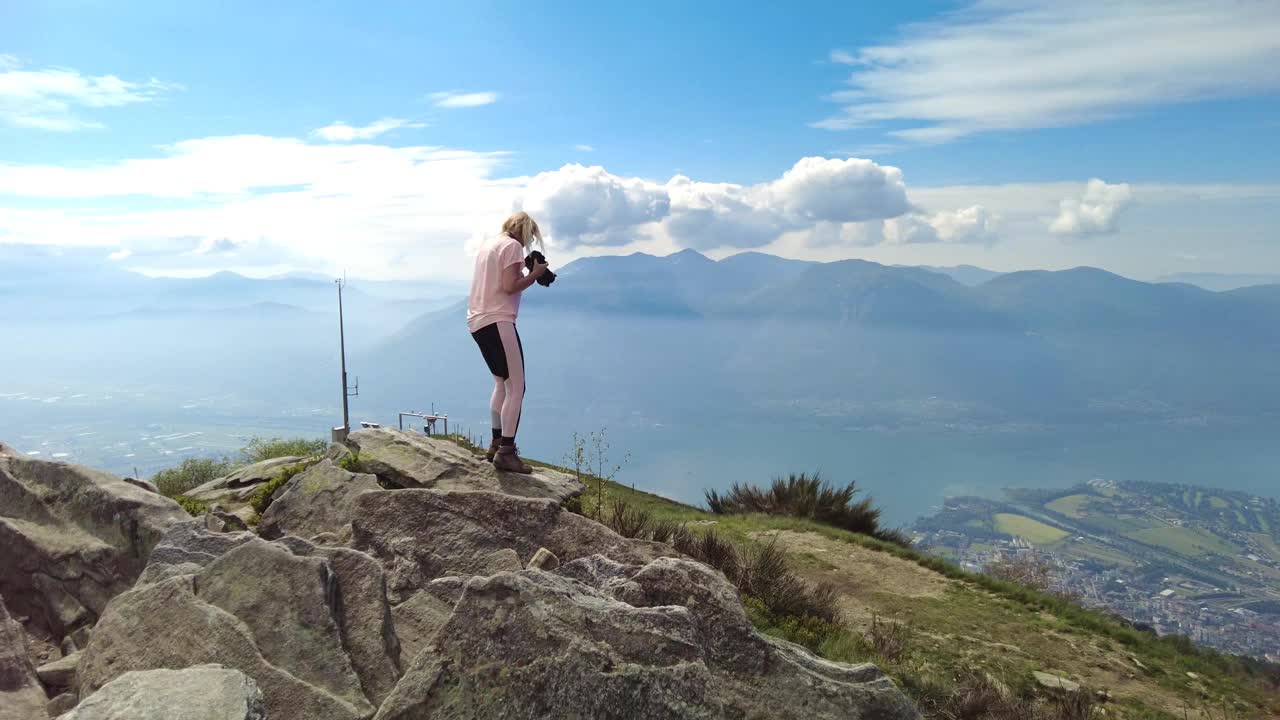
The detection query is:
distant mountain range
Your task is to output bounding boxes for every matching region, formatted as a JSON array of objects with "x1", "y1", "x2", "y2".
[
  {"x1": 5, "y1": 245, "x2": 1279, "y2": 427},
  {"x1": 360, "y1": 250, "x2": 1280, "y2": 428}
]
